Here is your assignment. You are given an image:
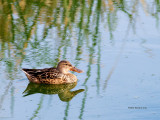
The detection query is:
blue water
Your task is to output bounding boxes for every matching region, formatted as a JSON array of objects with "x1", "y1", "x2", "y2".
[{"x1": 0, "y1": 0, "x2": 160, "y2": 120}]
